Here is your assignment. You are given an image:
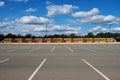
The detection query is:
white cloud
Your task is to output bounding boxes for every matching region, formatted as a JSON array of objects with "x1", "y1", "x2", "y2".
[
  {"x1": 51, "y1": 25, "x2": 81, "y2": 32},
  {"x1": 46, "y1": 4, "x2": 78, "y2": 17},
  {"x1": 46, "y1": 1, "x2": 52, "y2": 5},
  {"x1": 66, "y1": 19, "x2": 78, "y2": 24},
  {"x1": 112, "y1": 27, "x2": 120, "y2": 32},
  {"x1": 34, "y1": 24, "x2": 81, "y2": 34},
  {"x1": 9, "y1": 0, "x2": 28, "y2": 2},
  {"x1": 72, "y1": 8, "x2": 120, "y2": 25},
  {"x1": 21, "y1": 29, "x2": 29, "y2": 32},
  {"x1": 0, "y1": 16, "x2": 53, "y2": 35},
  {"x1": 0, "y1": 22, "x2": 11, "y2": 28},
  {"x1": 89, "y1": 26, "x2": 107, "y2": 33},
  {"x1": 16, "y1": 16, "x2": 53, "y2": 25},
  {"x1": 0, "y1": 1, "x2": 5, "y2": 7},
  {"x1": 4, "y1": 18, "x2": 9, "y2": 21},
  {"x1": 51, "y1": 25, "x2": 81, "y2": 34},
  {"x1": 0, "y1": 21, "x2": 15, "y2": 35},
  {"x1": 65, "y1": 31, "x2": 79, "y2": 34},
  {"x1": 0, "y1": 15, "x2": 81, "y2": 35},
  {"x1": 72, "y1": 8, "x2": 99, "y2": 18},
  {"x1": 51, "y1": 25, "x2": 68, "y2": 31},
  {"x1": 78, "y1": 15, "x2": 120, "y2": 25},
  {"x1": 0, "y1": 22, "x2": 6, "y2": 28},
  {"x1": 34, "y1": 27, "x2": 46, "y2": 32},
  {"x1": 26, "y1": 8, "x2": 36, "y2": 12}
]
